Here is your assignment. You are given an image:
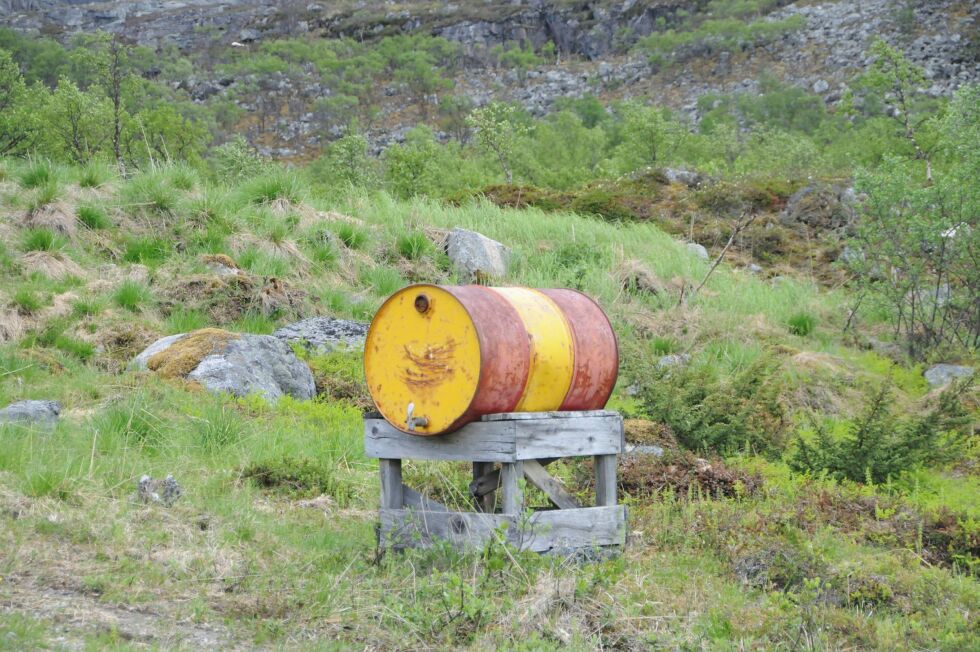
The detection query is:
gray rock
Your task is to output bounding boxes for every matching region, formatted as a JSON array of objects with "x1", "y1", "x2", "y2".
[
  {"x1": 137, "y1": 474, "x2": 182, "y2": 507},
  {"x1": 924, "y1": 364, "x2": 974, "y2": 388},
  {"x1": 134, "y1": 333, "x2": 315, "y2": 401},
  {"x1": 747, "y1": 263, "x2": 763, "y2": 274},
  {"x1": 624, "y1": 443, "x2": 665, "y2": 457},
  {"x1": 781, "y1": 184, "x2": 856, "y2": 231},
  {"x1": 273, "y1": 317, "x2": 369, "y2": 353},
  {"x1": 812, "y1": 79, "x2": 830, "y2": 93},
  {"x1": 657, "y1": 354, "x2": 691, "y2": 369},
  {"x1": 838, "y1": 246, "x2": 864, "y2": 266},
  {"x1": 687, "y1": 243, "x2": 709, "y2": 261},
  {"x1": 445, "y1": 227, "x2": 511, "y2": 282},
  {"x1": 0, "y1": 400, "x2": 61, "y2": 429},
  {"x1": 663, "y1": 167, "x2": 702, "y2": 188}
]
